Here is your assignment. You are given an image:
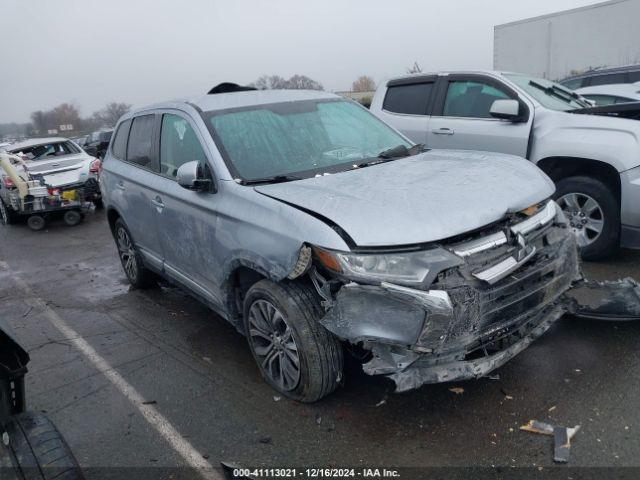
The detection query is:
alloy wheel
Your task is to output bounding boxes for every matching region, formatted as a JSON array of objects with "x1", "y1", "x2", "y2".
[
  {"x1": 116, "y1": 226, "x2": 138, "y2": 281},
  {"x1": 248, "y1": 299, "x2": 301, "y2": 392},
  {"x1": 557, "y1": 192, "x2": 604, "y2": 247}
]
